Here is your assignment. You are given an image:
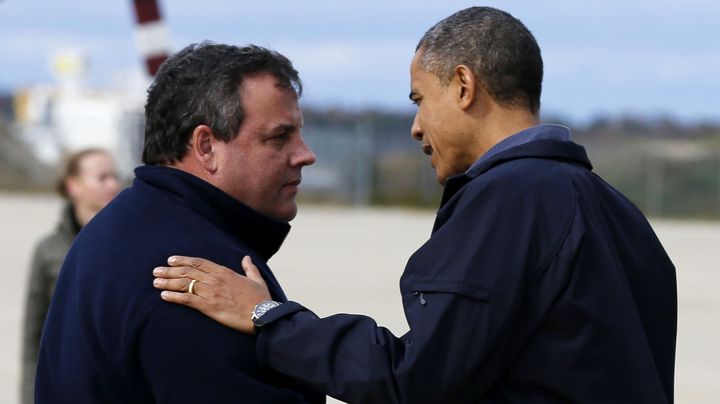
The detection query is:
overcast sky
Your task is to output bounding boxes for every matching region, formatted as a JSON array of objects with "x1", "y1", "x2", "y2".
[{"x1": 1, "y1": 0, "x2": 718, "y2": 124}]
